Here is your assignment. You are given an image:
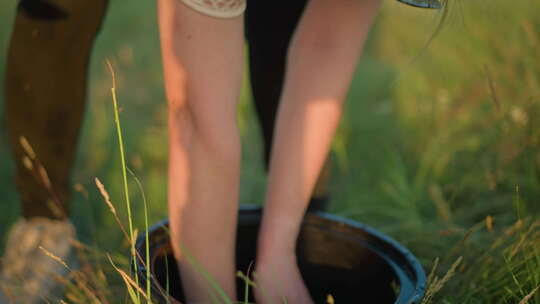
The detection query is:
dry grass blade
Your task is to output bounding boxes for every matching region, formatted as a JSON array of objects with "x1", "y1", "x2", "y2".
[
  {"x1": 519, "y1": 285, "x2": 540, "y2": 304},
  {"x1": 95, "y1": 177, "x2": 132, "y2": 245},
  {"x1": 95, "y1": 177, "x2": 149, "y2": 281},
  {"x1": 509, "y1": 220, "x2": 540, "y2": 260},
  {"x1": 71, "y1": 240, "x2": 112, "y2": 304},
  {"x1": 107, "y1": 254, "x2": 149, "y2": 302},
  {"x1": 22, "y1": 156, "x2": 33, "y2": 170},
  {"x1": 46, "y1": 199, "x2": 64, "y2": 219},
  {"x1": 38, "y1": 165, "x2": 52, "y2": 190},
  {"x1": 52, "y1": 271, "x2": 101, "y2": 304},
  {"x1": 426, "y1": 257, "x2": 440, "y2": 286},
  {"x1": 19, "y1": 136, "x2": 36, "y2": 159},
  {"x1": 38, "y1": 246, "x2": 71, "y2": 271},
  {"x1": 95, "y1": 178, "x2": 117, "y2": 216},
  {"x1": 70, "y1": 239, "x2": 109, "y2": 259},
  {"x1": 489, "y1": 219, "x2": 524, "y2": 252},
  {"x1": 74, "y1": 183, "x2": 89, "y2": 200},
  {"x1": 445, "y1": 221, "x2": 484, "y2": 259},
  {"x1": 15, "y1": 137, "x2": 66, "y2": 217},
  {"x1": 486, "y1": 216, "x2": 494, "y2": 232},
  {"x1": 422, "y1": 256, "x2": 463, "y2": 304},
  {"x1": 38, "y1": 246, "x2": 102, "y2": 303},
  {"x1": 437, "y1": 257, "x2": 463, "y2": 292}
]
